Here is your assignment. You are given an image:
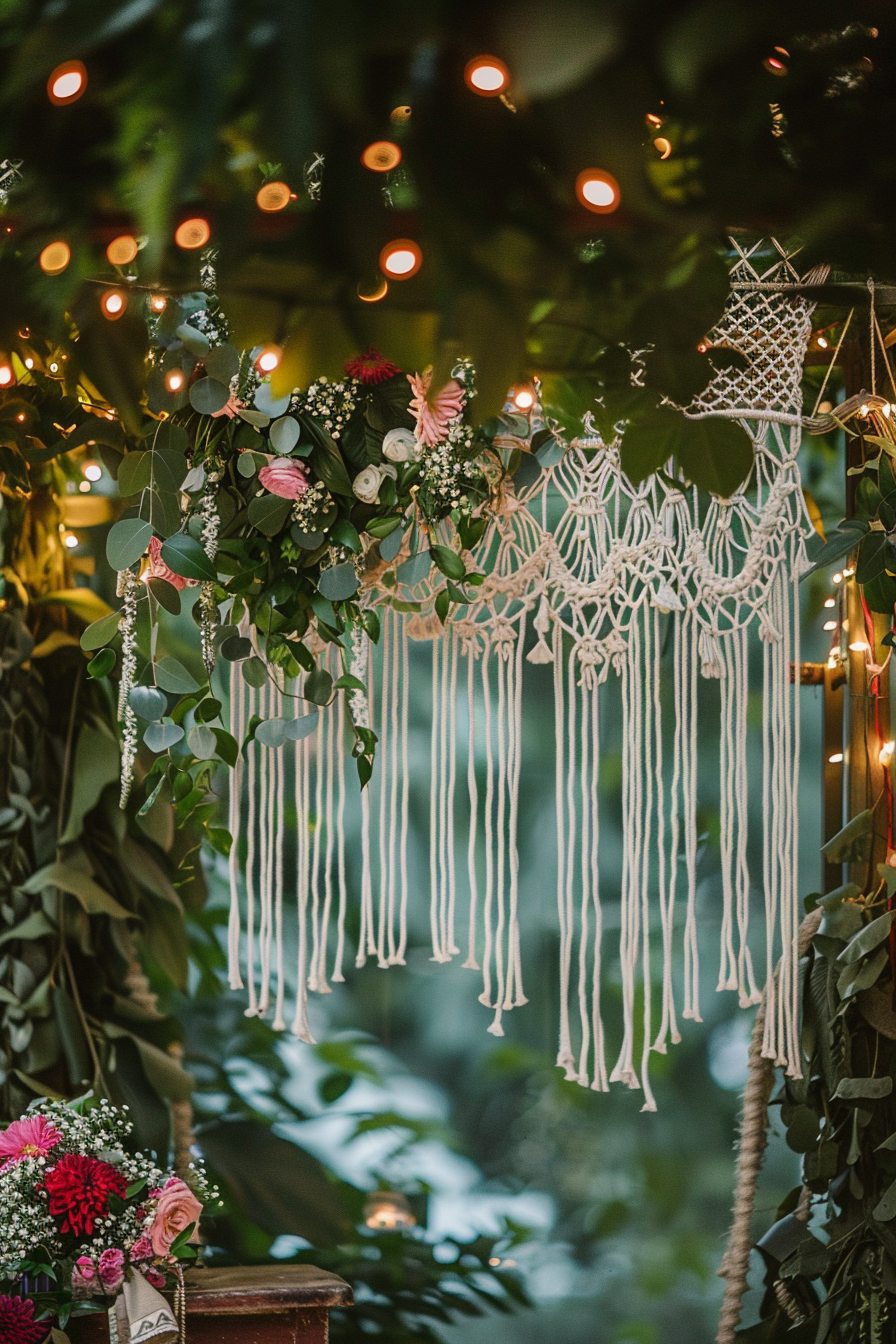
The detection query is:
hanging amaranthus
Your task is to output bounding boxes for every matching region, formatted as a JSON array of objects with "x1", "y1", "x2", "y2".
[{"x1": 116, "y1": 567, "x2": 140, "y2": 807}]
